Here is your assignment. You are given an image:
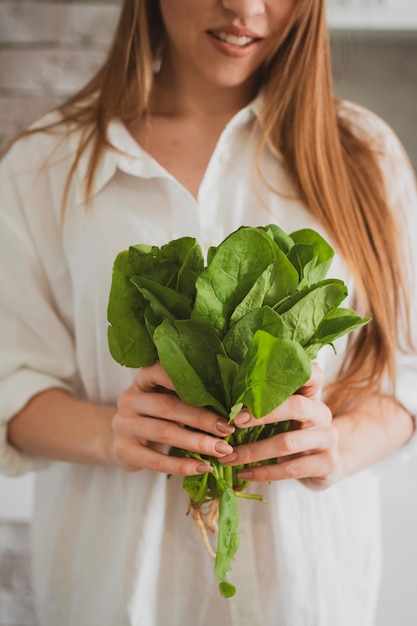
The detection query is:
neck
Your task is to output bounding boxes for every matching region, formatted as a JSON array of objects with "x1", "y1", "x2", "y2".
[{"x1": 151, "y1": 58, "x2": 260, "y2": 120}]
